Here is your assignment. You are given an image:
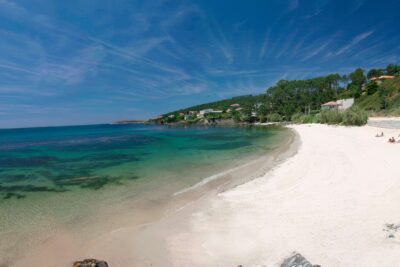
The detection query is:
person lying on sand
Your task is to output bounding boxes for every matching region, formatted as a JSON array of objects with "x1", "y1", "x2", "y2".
[
  {"x1": 388, "y1": 137, "x2": 396, "y2": 143},
  {"x1": 376, "y1": 132, "x2": 384, "y2": 137}
]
